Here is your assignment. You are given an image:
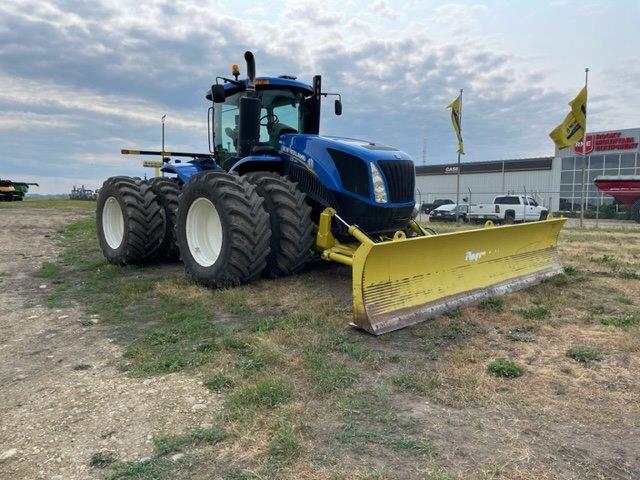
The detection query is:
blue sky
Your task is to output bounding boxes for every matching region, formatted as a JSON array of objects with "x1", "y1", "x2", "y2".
[{"x1": 1, "y1": 0, "x2": 639, "y2": 193}]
